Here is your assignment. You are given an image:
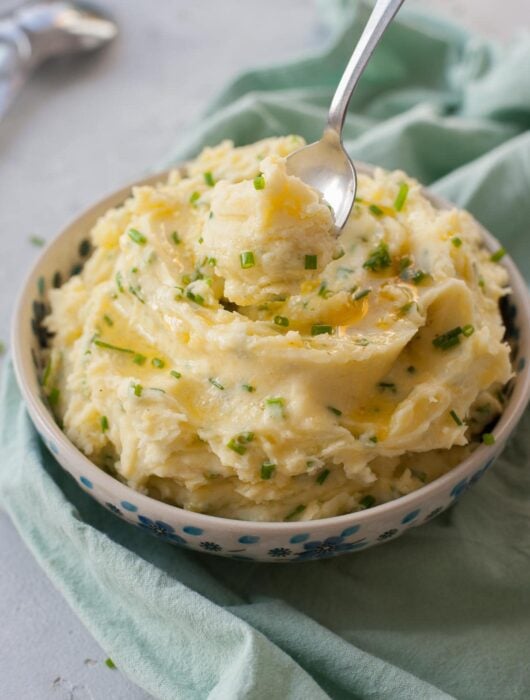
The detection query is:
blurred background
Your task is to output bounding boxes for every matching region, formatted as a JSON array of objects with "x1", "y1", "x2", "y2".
[{"x1": 0, "y1": 1, "x2": 525, "y2": 698}]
